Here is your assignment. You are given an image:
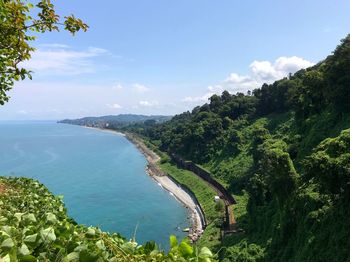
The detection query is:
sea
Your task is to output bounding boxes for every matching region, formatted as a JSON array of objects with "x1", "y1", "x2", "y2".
[{"x1": 0, "y1": 120, "x2": 189, "y2": 248}]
